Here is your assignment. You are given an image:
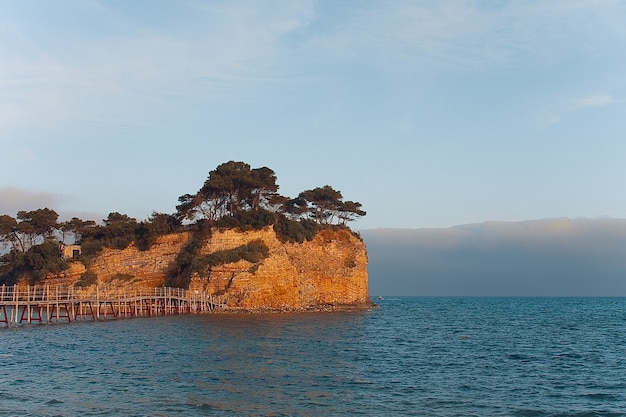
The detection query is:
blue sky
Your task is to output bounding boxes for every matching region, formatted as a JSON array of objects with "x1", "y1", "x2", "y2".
[{"x1": 1, "y1": 0, "x2": 626, "y2": 229}]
